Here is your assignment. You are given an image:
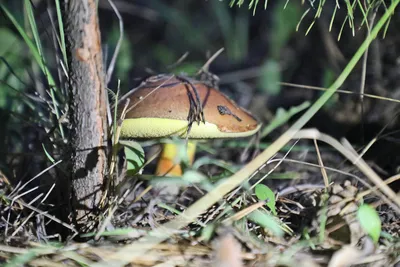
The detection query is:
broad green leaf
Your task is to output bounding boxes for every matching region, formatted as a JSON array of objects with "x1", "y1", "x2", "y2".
[
  {"x1": 119, "y1": 140, "x2": 145, "y2": 175},
  {"x1": 357, "y1": 204, "x2": 381, "y2": 243},
  {"x1": 255, "y1": 184, "x2": 277, "y2": 215},
  {"x1": 247, "y1": 209, "x2": 283, "y2": 237}
]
